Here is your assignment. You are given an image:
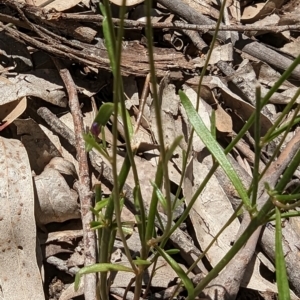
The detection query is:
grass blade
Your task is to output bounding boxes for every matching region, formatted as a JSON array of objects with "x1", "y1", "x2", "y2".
[
  {"x1": 179, "y1": 90, "x2": 251, "y2": 211},
  {"x1": 275, "y1": 207, "x2": 291, "y2": 300}
]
